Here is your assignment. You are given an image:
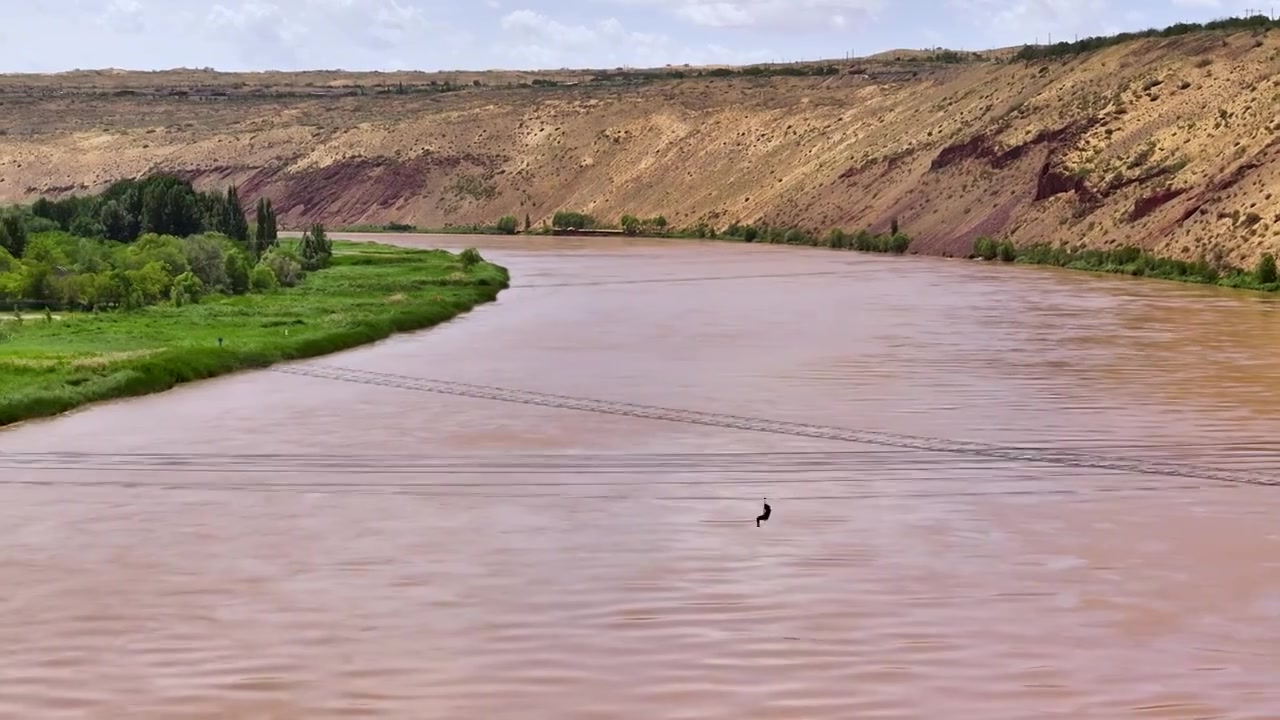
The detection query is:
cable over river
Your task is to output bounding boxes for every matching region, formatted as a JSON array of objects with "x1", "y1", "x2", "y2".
[{"x1": 3, "y1": 233, "x2": 1280, "y2": 719}]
